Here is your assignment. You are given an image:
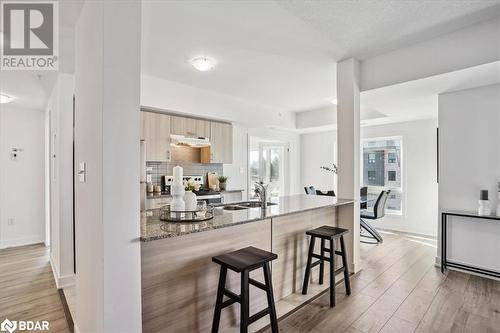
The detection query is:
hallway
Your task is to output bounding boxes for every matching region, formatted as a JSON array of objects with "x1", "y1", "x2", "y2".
[{"x1": 0, "y1": 244, "x2": 70, "y2": 332}]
